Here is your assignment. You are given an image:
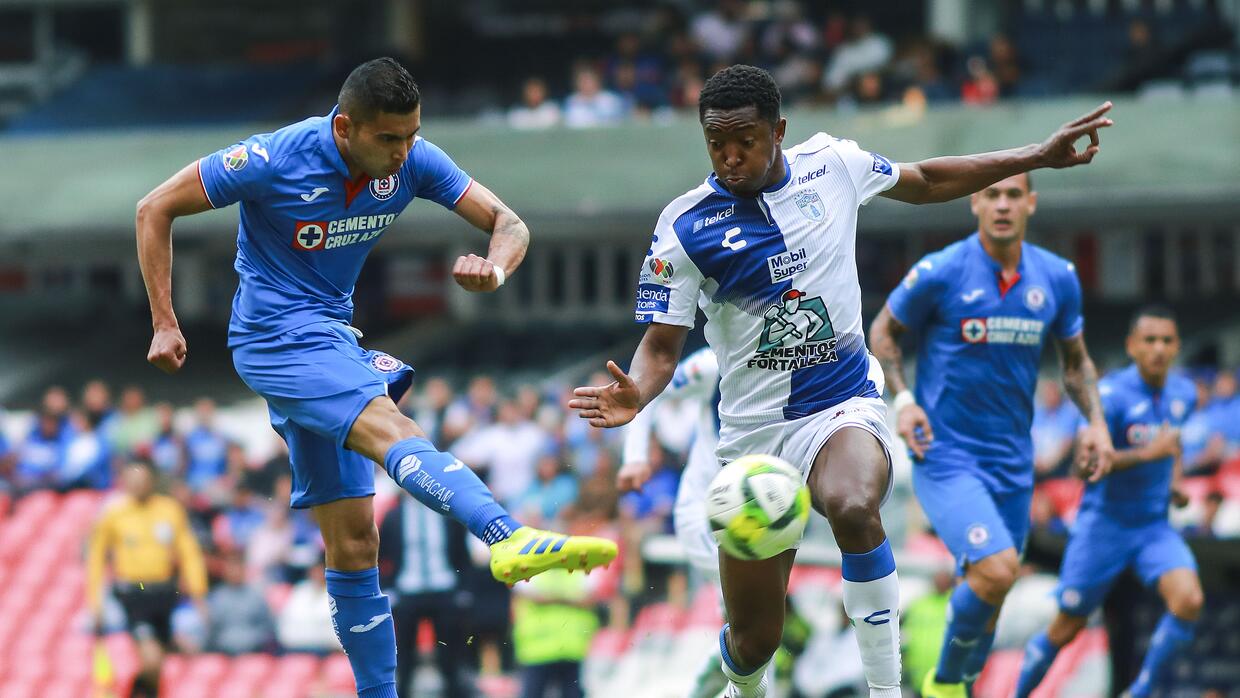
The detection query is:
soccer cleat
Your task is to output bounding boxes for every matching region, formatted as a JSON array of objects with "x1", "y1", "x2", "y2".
[
  {"x1": 489, "y1": 526, "x2": 618, "y2": 584},
  {"x1": 922, "y1": 671, "x2": 967, "y2": 698}
]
